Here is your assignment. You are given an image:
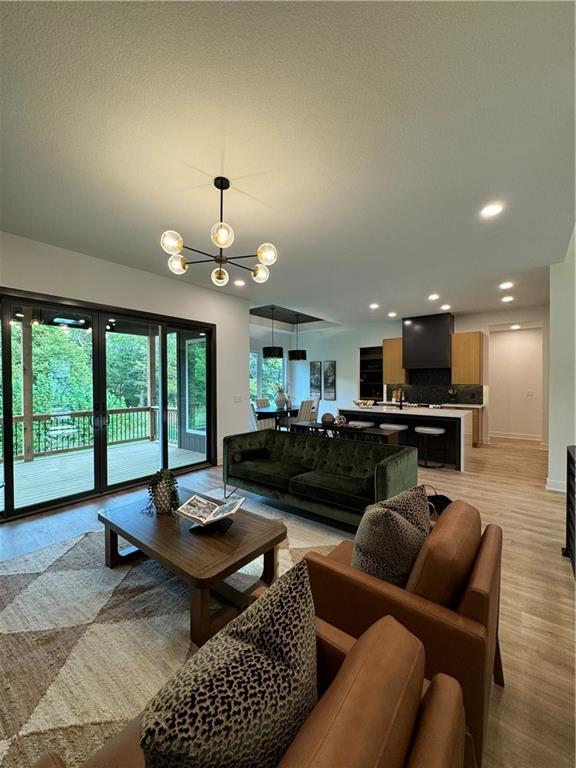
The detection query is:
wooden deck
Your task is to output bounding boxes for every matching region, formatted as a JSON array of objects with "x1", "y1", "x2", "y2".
[{"x1": 0, "y1": 441, "x2": 205, "y2": 510}]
